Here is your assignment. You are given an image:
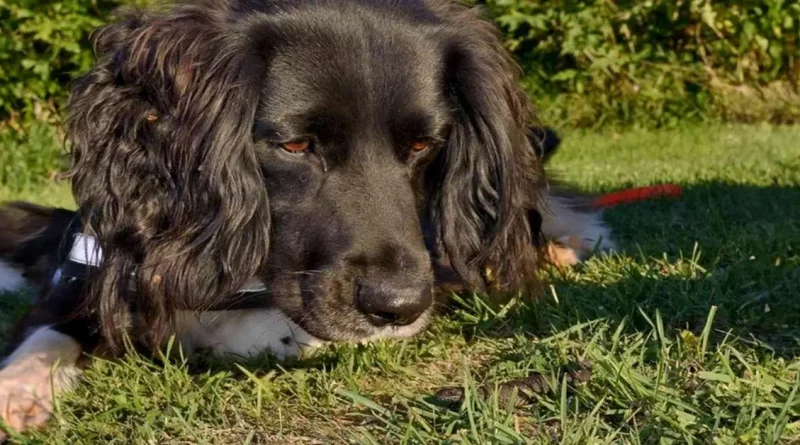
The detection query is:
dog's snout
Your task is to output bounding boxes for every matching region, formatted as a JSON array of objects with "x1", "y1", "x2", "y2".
[{"x1": 355, "y1": 281, "x2": 432, "y2": 327}]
